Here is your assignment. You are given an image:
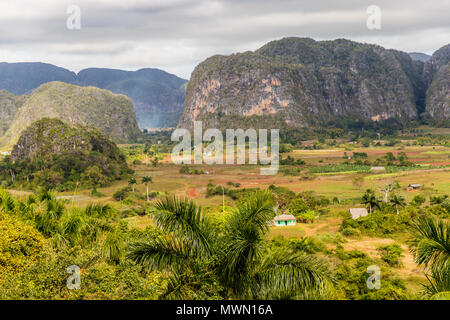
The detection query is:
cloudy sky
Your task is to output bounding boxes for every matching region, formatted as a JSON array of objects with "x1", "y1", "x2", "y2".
[{"x1": 0, "y1": 0, "x2": 448, "y2": 79}]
